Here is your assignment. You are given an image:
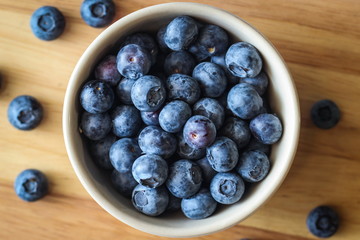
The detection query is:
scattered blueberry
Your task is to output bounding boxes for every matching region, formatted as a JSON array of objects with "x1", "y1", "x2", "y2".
[
  {"x1": 109, "y1": 138, "x2": 142, "y2": 172},
  {"x1": 164, "y1": 50, "x2": 196, "y2": 76},
  {"x1": 111, "y1": 105, "x2": 141, "y2": 137},
  {"x1": 240, "y1": 71, "x2": 269, "y2": 96},
  {"x1": 220, "y1": 117, "x2": 251, "y2": 149},
  {"x1": 159, "y1": 100, "x2": 192, "y2": 133},
  {"x1": 164, "y1": 15, "x2": 198, "y2": 51},
  {"x1": 183, "y1": 115, "x2": 217, "y2": 149},
  {"x1": 132, "y1": 184, "x2": 169, "y2": 216},
  {"x1": 138, "y1": 126, "x2": 177, "y2": 159},
  {"x1": 88, "y1": 133, "x2": 117, "y2": 170},
  {"x1": 227, "y1": 83, "x2": 263, "y2": 119},
  {"x1": 94, "y1": 55, "x2": 121, "y2": 87},
  {"x1": 80, "y1": 0, "x2": 115, "y2": 28},
  {"x1": 196, "y1": 157, "x2": 217, "y2": 185},
  {"x1": 80, "y1": 80, "x2": 114, "y2": 114},
  {"x1": 115, "y1": 77, "x2": 136, "y2": 104},
  {"x1": 166, "y1": 159, "x2": 202, "y2": 198},
  {"x1": 166, "y1": 74, "x2": 201, "y2": 105},
  {"x1": 80, "y1": 111, "x2": 111, "y2": 140},
  {"x1": 181, "y1": 188, "x2": 217, "y2": 219},
  {"x1": 117, "y1": 44, "x2": 152, "y2": 80},
  {"x1": 210, "y1": 172, "x2": 245, "y2": 204},
  {"x1": 306, "y1": 206, "x2": 339, "y2": 238},
  {"x1": 131, "y1": 75, "x2": 166, "y2": 112},
  {"x1": 206, "y1": 137, "x2": 239, "y2": 172},
  {"x1": 140, "y1": 110, "x2": 160, "y2": 126},
  {"x1": 250, "y1": 113, "x2": 282, "y2": 144},
  {"x1": 8, "y1": 95, "x2": 43, "y2": 130},
  {"x1": 236, "y1": 150, "x2": 270, "y2": 182},
  {"x1": 14, "y1": 169, "x2": 49, "y2": 202},
  {"x1": 193, "y1": 98, "x2": 225, "y2": 130},
  {"x1": 177, "y1": 133, "x2": 206, "y2": 160},
  {"x1": 311, "y1": 99, "x2": 340, "y2": 129},
  {"x1": 30, "y1": 6, "x2": 65, "y2": 41},
  {"x1": 111, "y1": 169, "x2": 138, "y2": 198},
  {"x1": 225, "y1": 42, "x2": 263, "y2": 78}
]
